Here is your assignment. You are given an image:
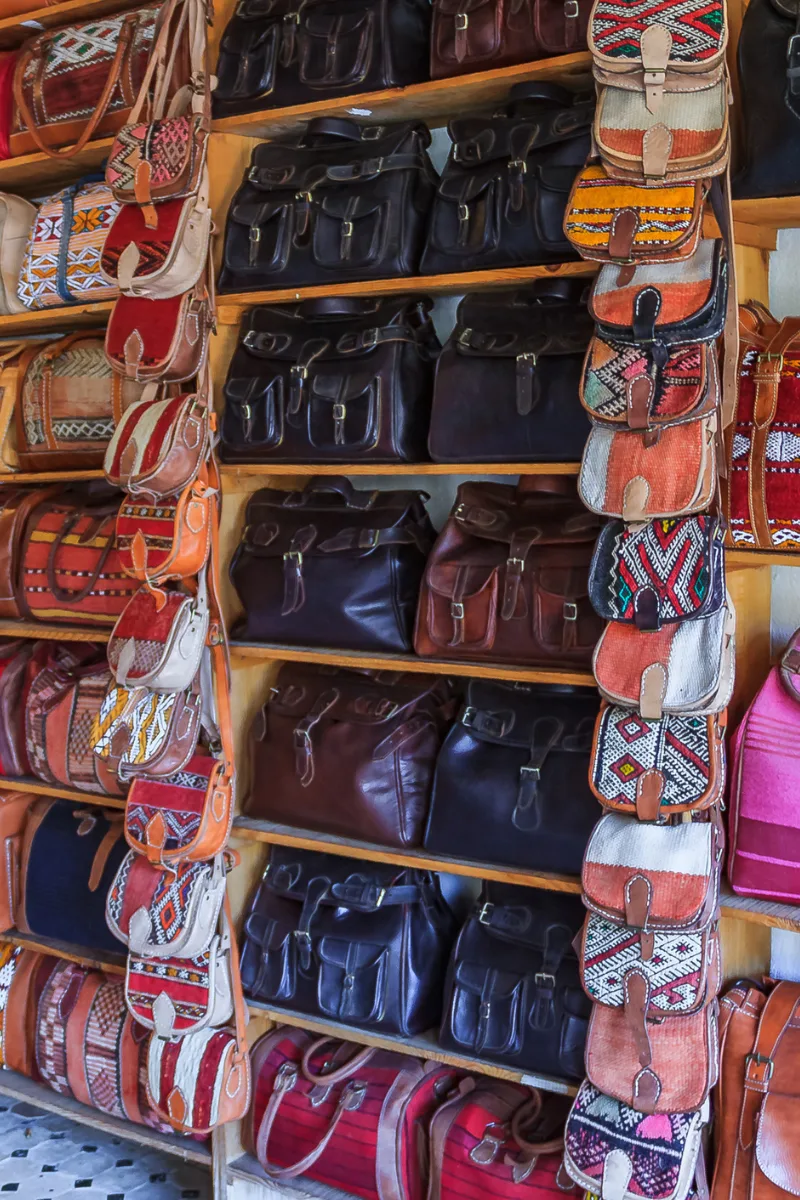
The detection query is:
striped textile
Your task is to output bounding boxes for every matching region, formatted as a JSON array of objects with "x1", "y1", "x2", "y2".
[
  {"x1": 125, "y1": 756, "x2": 217, "y2": 854},
  {"x1": 148, "y1": 1027, "x2": 236, "y2": 1130},
  {"x1": 565, "y1": 167, "x2": 701, "y2": 257},
  {"x1": 591, "y1": 239, "x2": 717, "y2": 329},
  {"x1": 104, "y1": 393, "x2": 197, "y2": 487}
]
